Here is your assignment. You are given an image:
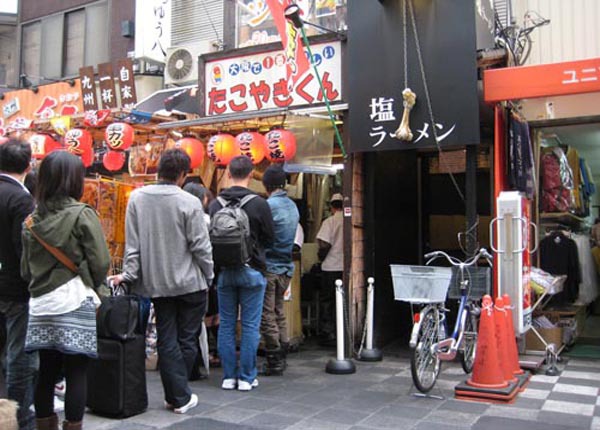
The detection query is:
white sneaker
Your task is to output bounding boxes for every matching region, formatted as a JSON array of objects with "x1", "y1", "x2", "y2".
[
  {"x1": 54, "y1": 380, "x2": 66, "y2": 398},
  {"x1": 173, "y1": 393, "x2": 198, "y2": 414},
  {"x1": 221, "y1": 378, "x2": 237, "y2": 390},
  {"x1": 237, "y1": 379, "x2": 259, "y2": 391}
]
